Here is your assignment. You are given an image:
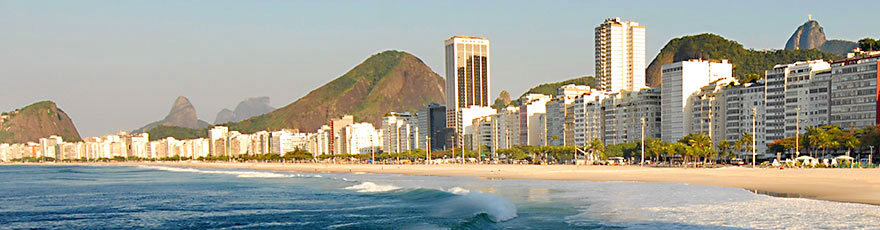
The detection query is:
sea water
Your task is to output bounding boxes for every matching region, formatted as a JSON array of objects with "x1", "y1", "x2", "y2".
[{"x1": 0, "y1": 165, "x2": 878, "y2": 229}]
